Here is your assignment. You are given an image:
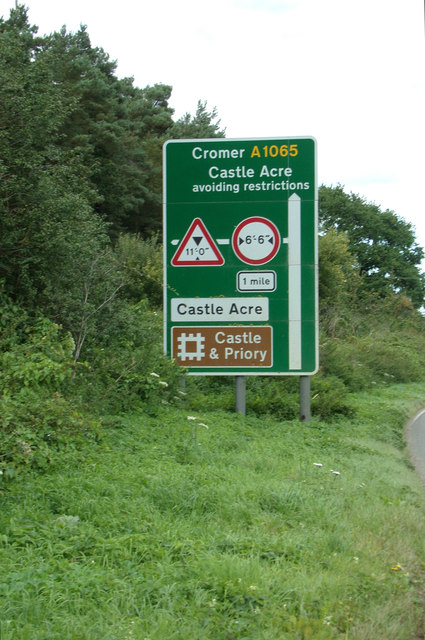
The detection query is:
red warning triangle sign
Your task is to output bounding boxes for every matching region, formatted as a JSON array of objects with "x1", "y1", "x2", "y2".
[{"x1": 171, "y1": 218, "x2": 225, "y2": 266}]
